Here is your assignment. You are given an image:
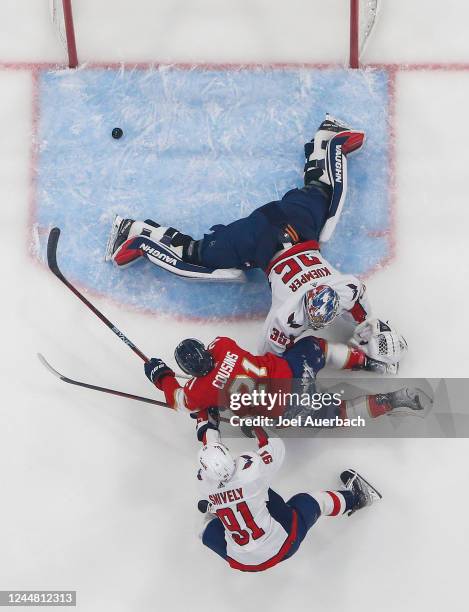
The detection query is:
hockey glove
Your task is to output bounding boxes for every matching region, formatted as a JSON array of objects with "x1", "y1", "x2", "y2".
[
  {"x1": 351, "y1": 318, "x2": 407, "y2": 366},
  {"x1": 144, "y1": 357, "x2": 175, "y2": 388},
  {"x1": 191, "y1": 408, "x2": 220, "y2": 442}
]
